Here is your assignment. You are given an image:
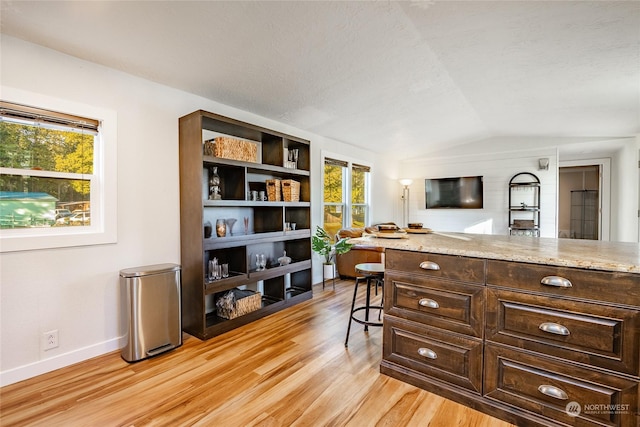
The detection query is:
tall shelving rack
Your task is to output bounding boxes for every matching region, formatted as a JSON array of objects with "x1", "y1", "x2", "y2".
[
  {"x1": 508, "y1": 172, "x2": 540, "y2": 237},
  {"x1": 179, "y1": 110, "x2": 312, "y2": 340}
]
